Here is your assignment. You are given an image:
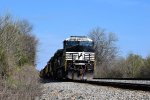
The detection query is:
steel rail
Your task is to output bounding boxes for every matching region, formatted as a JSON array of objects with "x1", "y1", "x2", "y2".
[{"x1": 68, "y1": 79, "x2": 150, "y2": 92}]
